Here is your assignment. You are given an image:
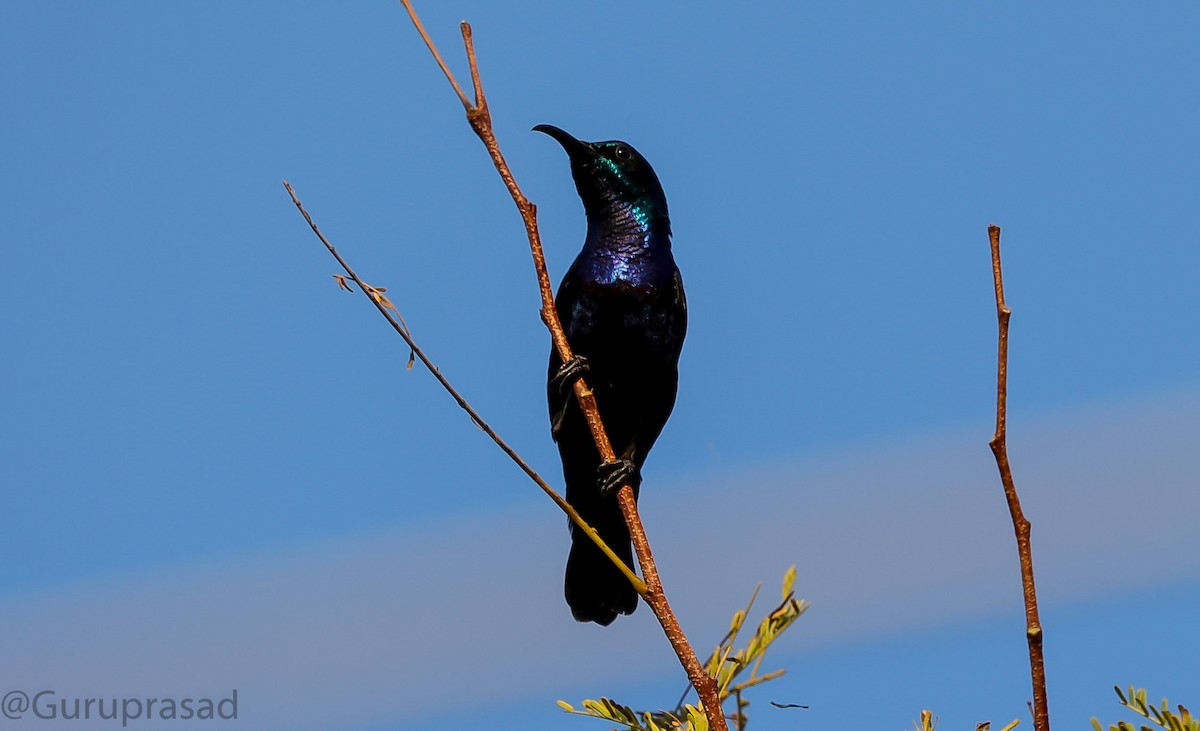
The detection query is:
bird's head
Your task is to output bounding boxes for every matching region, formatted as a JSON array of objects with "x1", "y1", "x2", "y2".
[{"x1": 534, "y1": 124, "x2": 670, "y2": 236}]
